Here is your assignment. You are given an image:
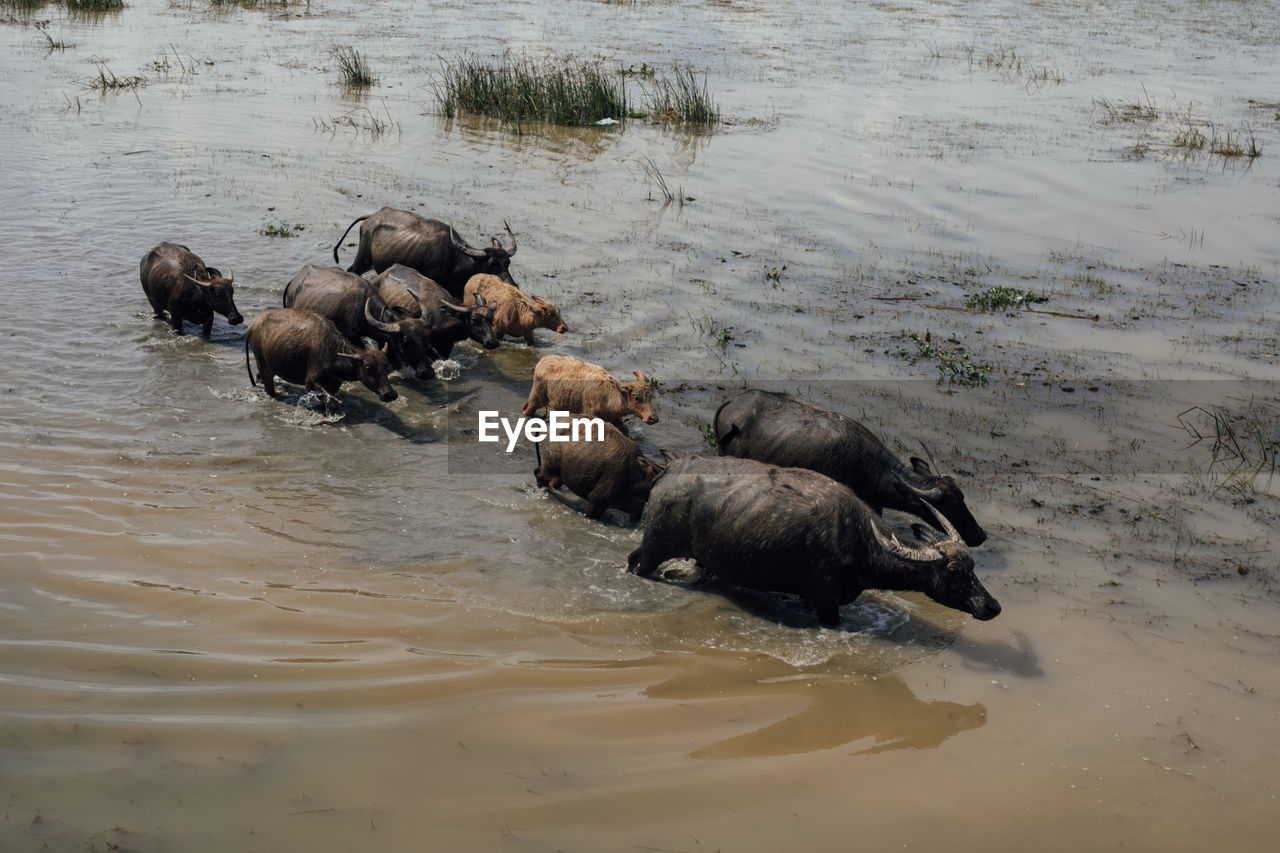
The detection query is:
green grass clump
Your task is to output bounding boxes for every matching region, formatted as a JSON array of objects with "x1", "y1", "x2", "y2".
[
  {"x1": 433, "y1": 53, "x2": 627, "y2": 127},
  {"x1": 82, "y1": 64, "x2": 143, "y2": 92},
  {"x1": 259, "y1": 221, "x2": 303, "y2": 238},
  {"x1": 65, "y1": 0, "x2": 123, "y2": 10},
  {"x1": 643, "y1": 64, "x2": 719, "y2": 124},
  {"x1": 333, "y1": 46, "x2": 375, "y2": 89},
  {"x1": 898, "y1": 330, "x2": 991, "y2": 386},
  {"x1": 965, "y1": 285, "x2": 1048, "y2": 311}
]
